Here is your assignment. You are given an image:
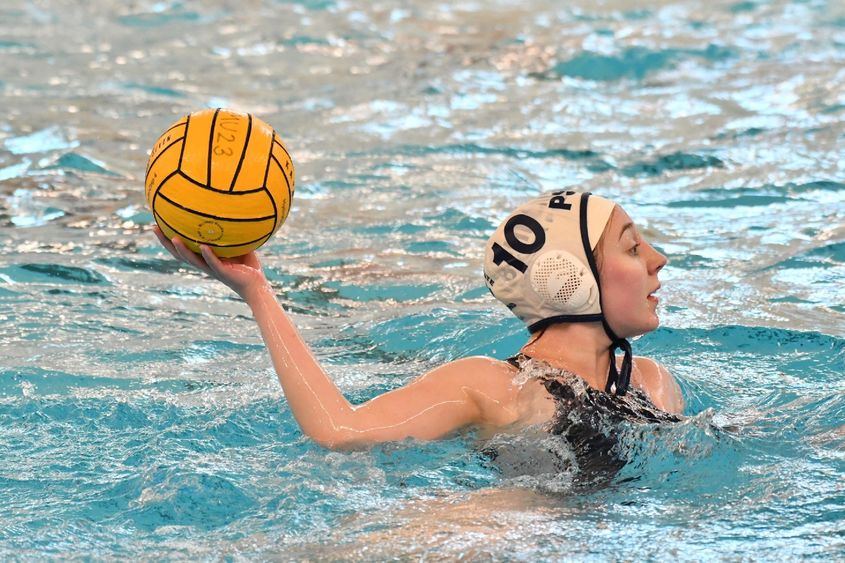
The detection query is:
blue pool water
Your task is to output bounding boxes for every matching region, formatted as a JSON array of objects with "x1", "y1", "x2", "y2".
[{"x1": 1, "y1": 0, "x2": 844, "y2": 559}]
